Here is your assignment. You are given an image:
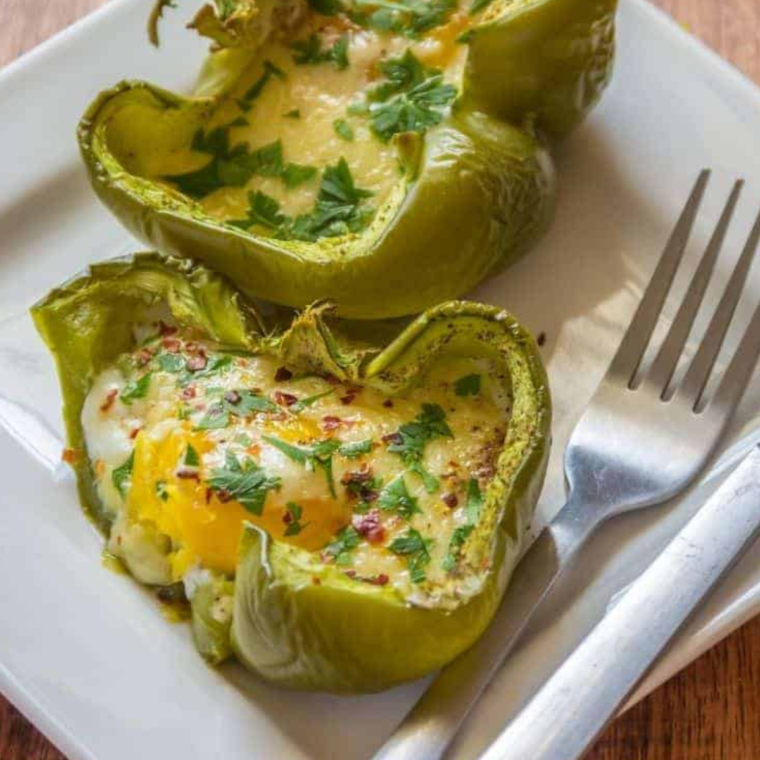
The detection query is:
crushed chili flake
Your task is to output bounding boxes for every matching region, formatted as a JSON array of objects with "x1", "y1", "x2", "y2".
[
  {"x1": 321, "y1": 415, "x2": 343, "y2": 431},
  {"x1": 158, "y1": 321, "x2": 177, "y2": 337},
  {"x1": 215, "y1": 487, "x2": 232, "y2": 502},
  {"x1": 537, "y1": 331, "x2": 547, "y2": 347},
  {"x1": 274, "y1": 366, "x2": 293, "y2": 382},
  {"x1": 382, "y1": 432, "x2": 403, "y2": 446},
  {"x1": 367, "y1": 574, "x2": 389, "y2": 586},
  {"x1": 129, "y1": 427, "x2": 142, "y2": 440},
  {"x1": 352, "y1": 510, "x2": 385, "y2": 543},
  {"x1": 382, "y1": 399, "x2": 394, "y2": 408},
  {"x1": 205, "y1": 488, "x2": 213, "y2": 504},
  {"x1": 283, "y1": 510, "x2": 294, "y2": 525},
  {"x1": 61, "y1": 448, "x2": 81, "y2": 464},
  {"x1": 137, "y1": 348, "x2": 154, "y2": 366},
  {"x1": 161, "y1": 336, "x2": 181, "y2": 352},
  {"x1": 312, "y1": 577, "x2": 322, "y2": 586},
  {"x1": 181, "y1": 385, "x2": 196, "y2": 400},
  {"x1": 186, "y1": 354, "x2": 208, "y2": 372},
  {"x1": 275, "y1": 391, "x2": 298, "y2": 407},
  {"x1": 344, "y1": 570, "x2": 357, "y2": 578},
  {"x1": 325, "y1": 374, "x2": 342, "y2": 386},
  {"x1": 224, "y1": 390, "x2": 242, "y2": 405},
  {"x1": 100, "y1": 388, "x2": 118, "y2": 412},
  {"x1": 176, "y1": 467, "x2": 200, "y2": 480},
  {"x1": 340, "y1": 393, "x2": 357, "y2": 405},
  {"x1": 441, "y1": 492, "x2": 459, "y2": 509}
]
